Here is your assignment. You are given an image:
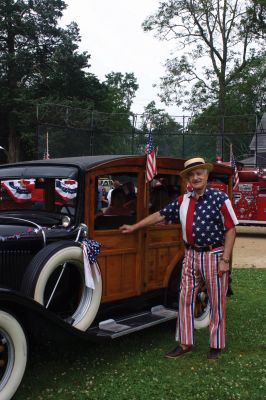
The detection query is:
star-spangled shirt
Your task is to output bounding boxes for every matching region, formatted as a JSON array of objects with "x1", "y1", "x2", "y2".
[{"x1": 159, "y1": 187, "x2": 238, "y2": 246}]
